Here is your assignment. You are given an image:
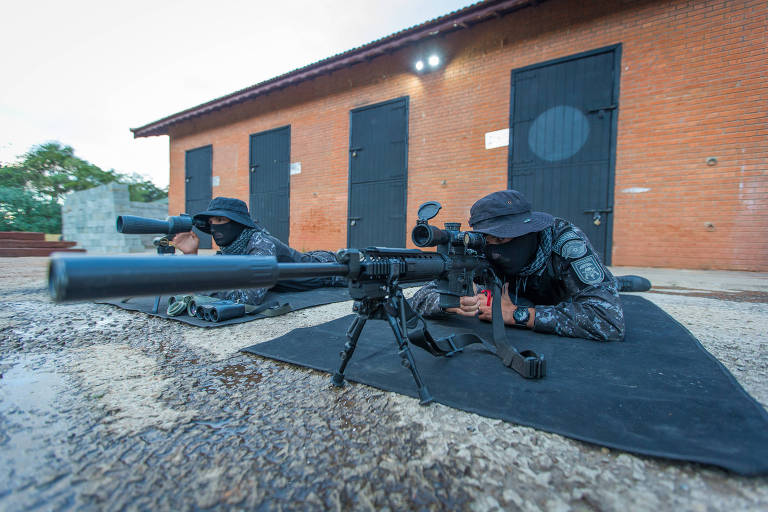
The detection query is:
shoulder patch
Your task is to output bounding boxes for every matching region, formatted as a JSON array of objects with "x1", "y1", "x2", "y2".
[
  {"x1": 561, "y1": 239, "x2": 587, "y2": 259},
  {"x1": 571, "y1": 255, "x2": 605, "y2": 285},
  {"x1": 553, "y1": 230, "x2": 581, "y2": 255}
]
